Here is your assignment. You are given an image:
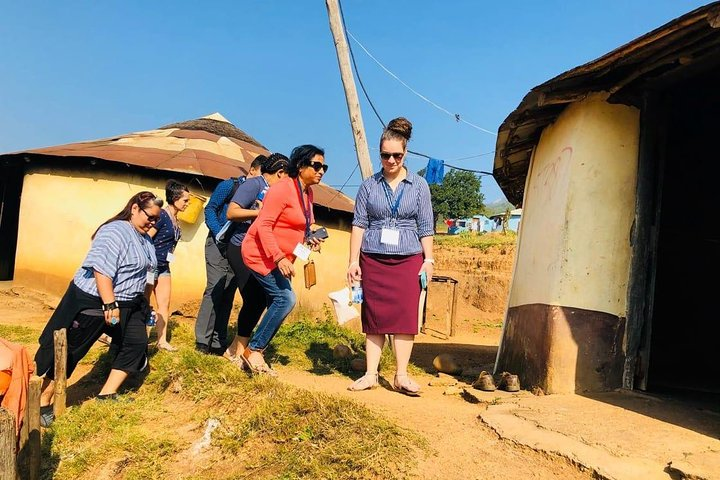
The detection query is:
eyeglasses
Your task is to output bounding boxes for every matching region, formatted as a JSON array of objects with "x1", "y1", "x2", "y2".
[
  {"x1": 380, "y1": 152, "x2": 404, "y2": 161},
  {"x1": 307, "y1": 161, "x2": 328, "y2": 173},
  {"x1": 140, "y1": 208, "x2": 160, "y2": 223}
]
